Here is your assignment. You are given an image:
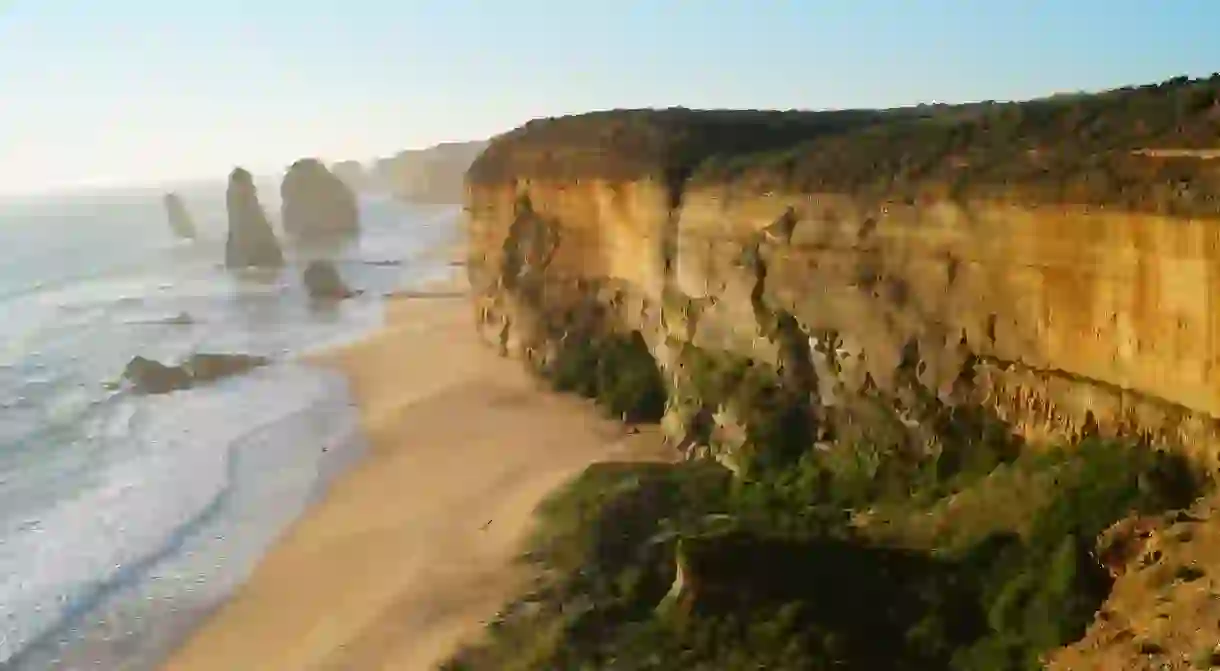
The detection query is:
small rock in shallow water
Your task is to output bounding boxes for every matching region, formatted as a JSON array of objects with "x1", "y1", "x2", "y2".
[
  {"x1": 303, "y1": 260, "x2": 358, "y2": 301},
  {"x1": 121, "y1": 353, "x2": 269, "y2": 394},
  {"x1": 185, "y1": 353, "x2": 268, "y2": 384},
  {"x1": 122, "y1": 356, "x2": 192, "y2": 394}
]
